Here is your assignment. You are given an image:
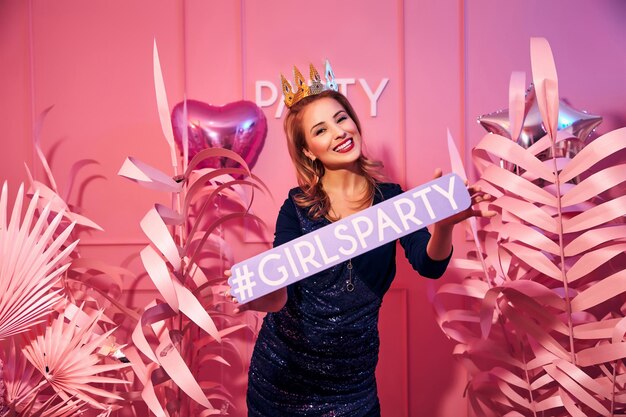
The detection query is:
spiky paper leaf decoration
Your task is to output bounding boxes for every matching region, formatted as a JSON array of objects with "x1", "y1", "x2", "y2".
[
  {"x1": 1, "y1": 340, "x2": 43, "y2": 415},
  {"x1": 0, "y1": 183, "x2": 77, "y2": 341},
  {"x1": 436, "y1": 38, "x2": 626, "y2": 416},
  {"x1": 21, "y1": 308, "x2": 130, "y2": 410}
]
